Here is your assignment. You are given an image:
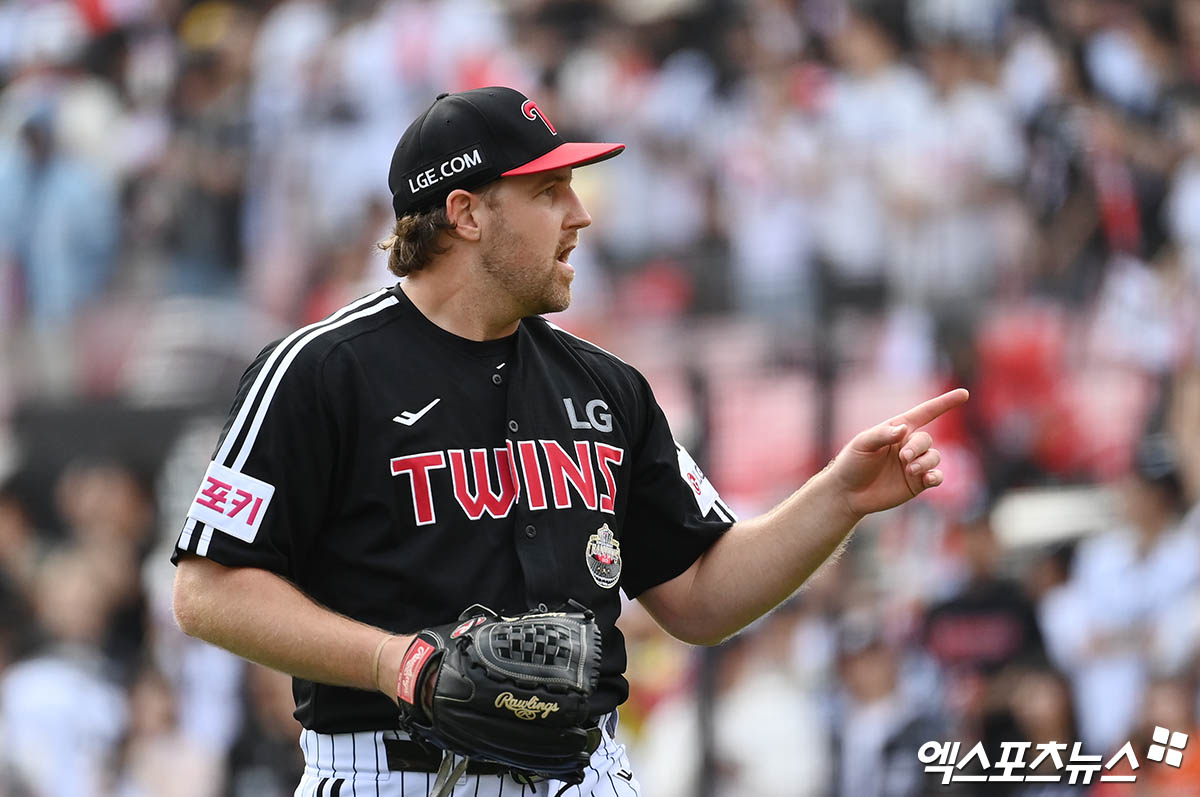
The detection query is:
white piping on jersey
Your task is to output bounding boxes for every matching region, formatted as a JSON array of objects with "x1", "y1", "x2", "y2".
[
  {"x1": 180, "y1": 290, "x2": 394, "y2": 557},
  {"x1": 214, "y1": 288, "x2": 391, "y2": 468},
  {"x1": 195, "y1": 521, "x2": 215, "y2": 556},
  {"x1": 232, "y1": 295, "x2": 399, "y2": 471},
  {"x1": 178, "y1": 516, "x2": 198, "y2": 552},
  {"x1": 711, "y1": 499, "x2": 735, "y2": 523}
]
